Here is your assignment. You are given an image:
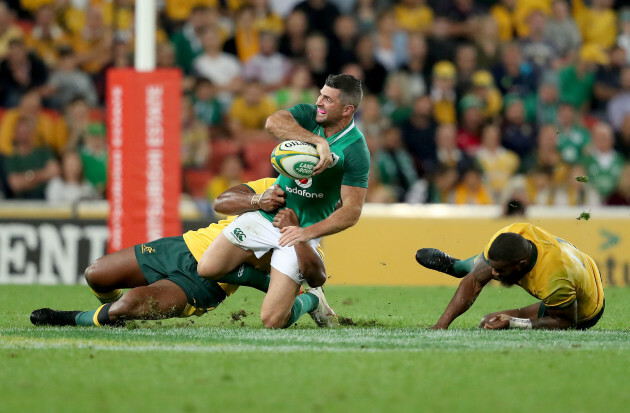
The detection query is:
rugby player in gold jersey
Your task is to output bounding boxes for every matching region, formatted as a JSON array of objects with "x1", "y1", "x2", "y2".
[{"x1": 416, "y1": 223, "x2": 605, "y2": 330}]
